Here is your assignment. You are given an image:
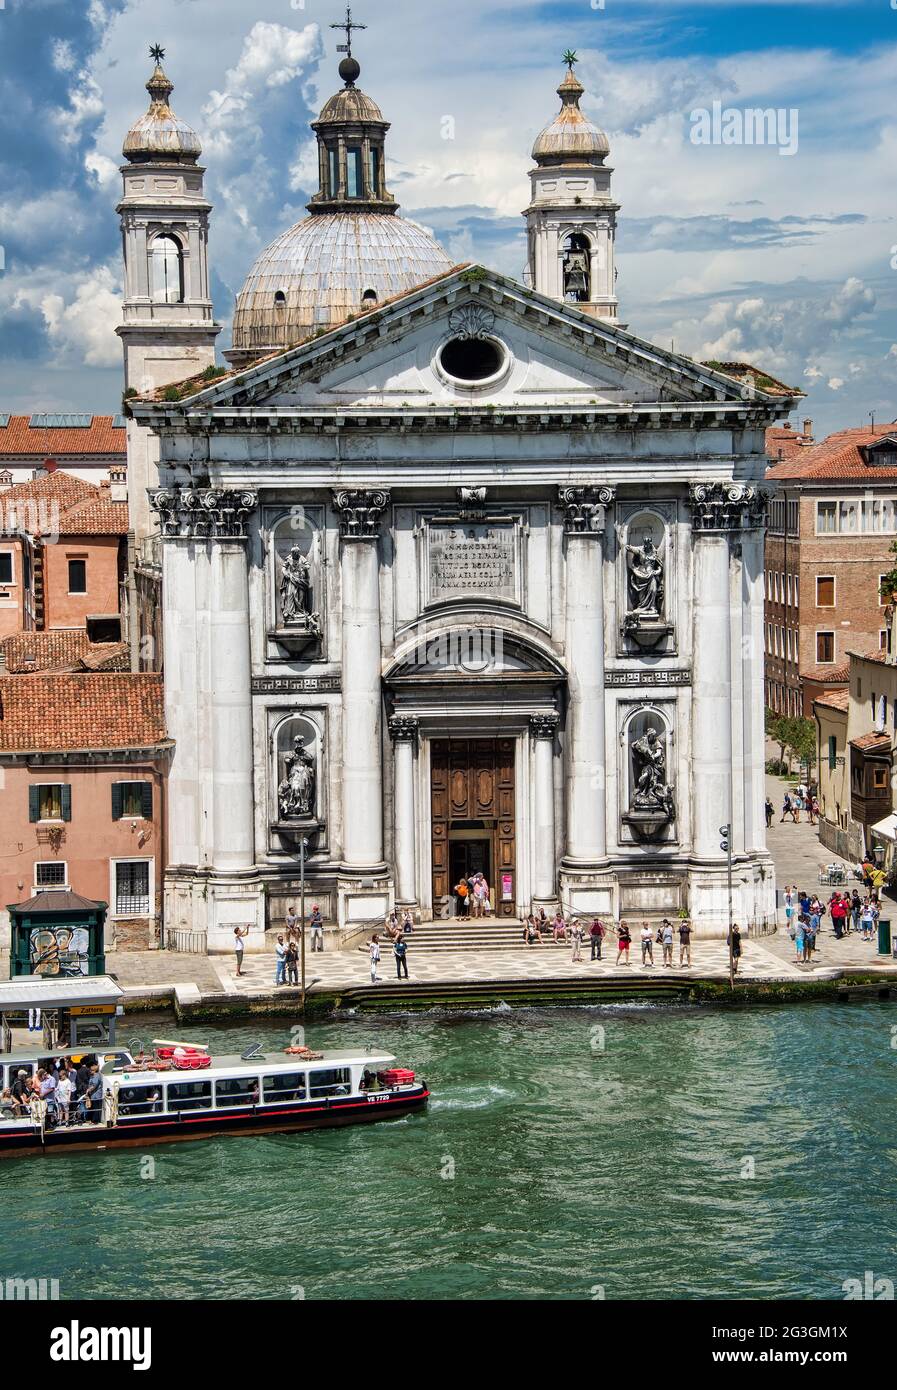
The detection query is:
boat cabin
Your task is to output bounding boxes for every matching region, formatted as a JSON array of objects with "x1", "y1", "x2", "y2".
[{"x1": 0, "y1": 975, "x2": 123, "y2": 1055}]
